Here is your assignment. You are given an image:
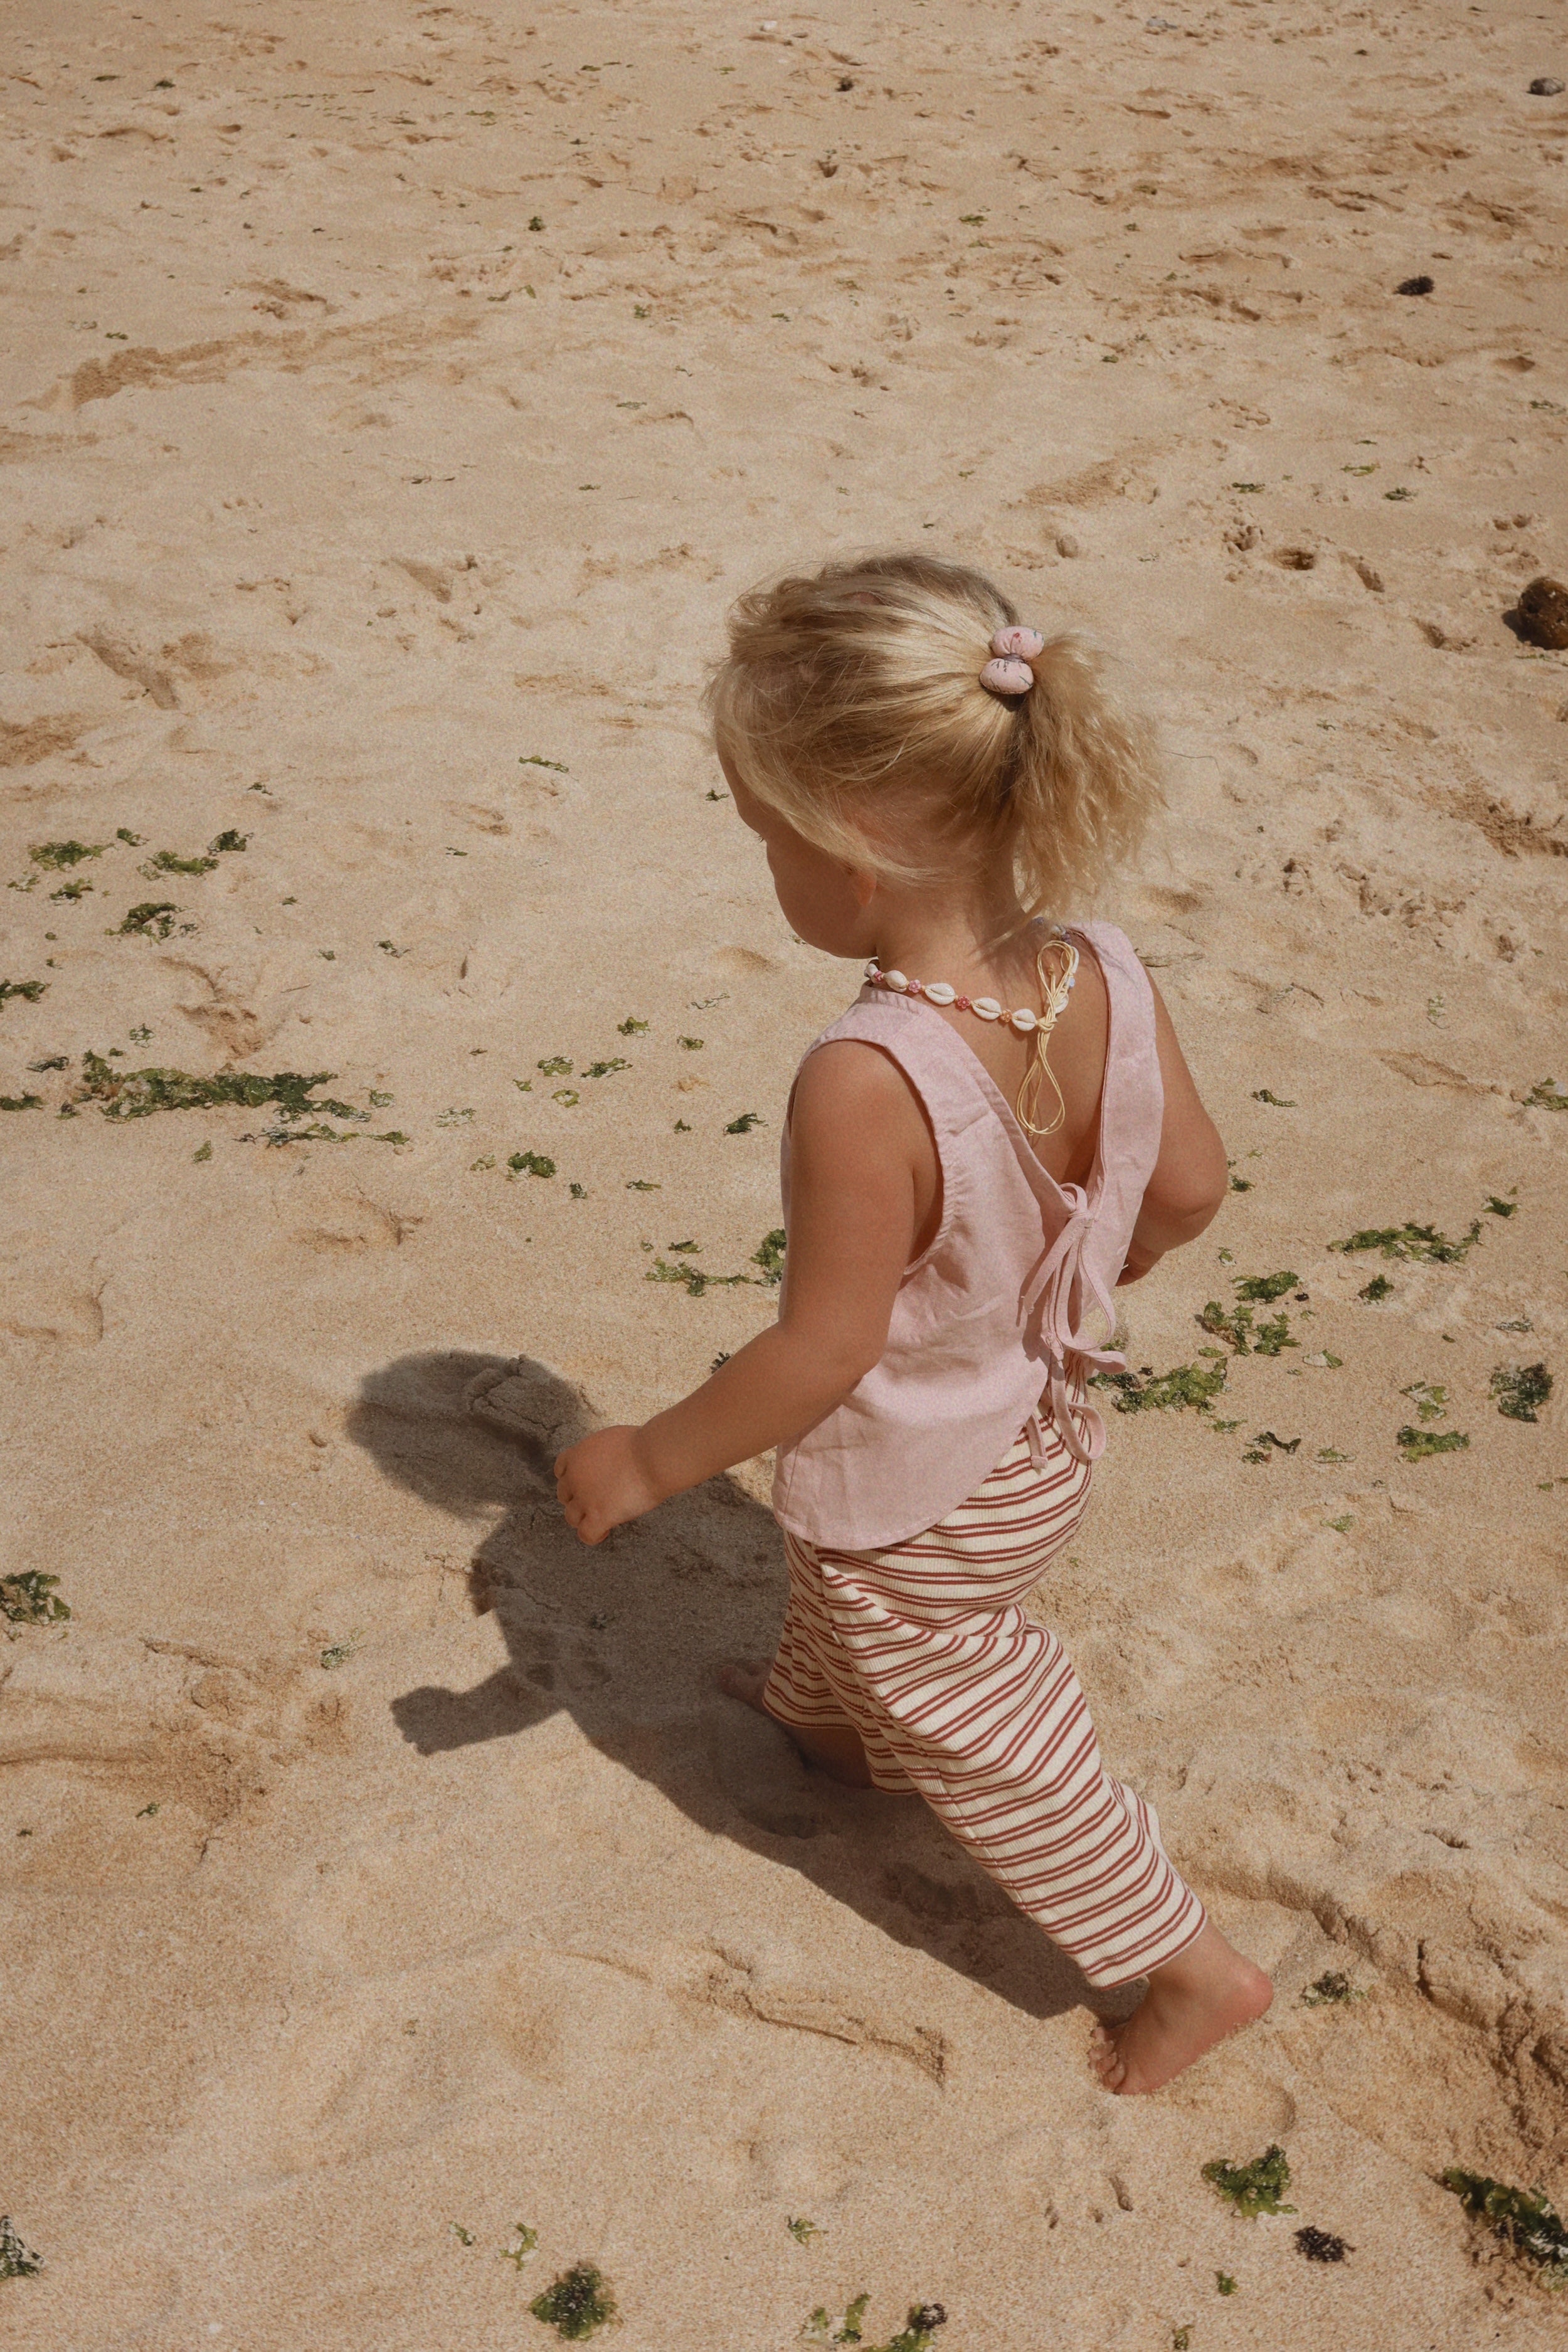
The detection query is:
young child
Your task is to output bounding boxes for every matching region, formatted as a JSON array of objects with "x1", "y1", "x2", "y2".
[{"x1": 554, "y1": 552, "x2": 1272, "y2": 2095}]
